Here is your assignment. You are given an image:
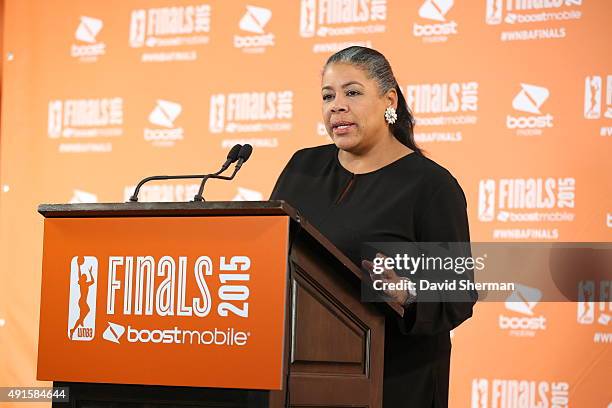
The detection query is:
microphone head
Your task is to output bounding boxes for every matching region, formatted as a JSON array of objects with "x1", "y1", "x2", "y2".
[
  {"x1": 238, "y1": 144, "x2": 253, "y2": 162},
  {"x1": 227, "y1": 144, "x2": 242, "y2": 163}
]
